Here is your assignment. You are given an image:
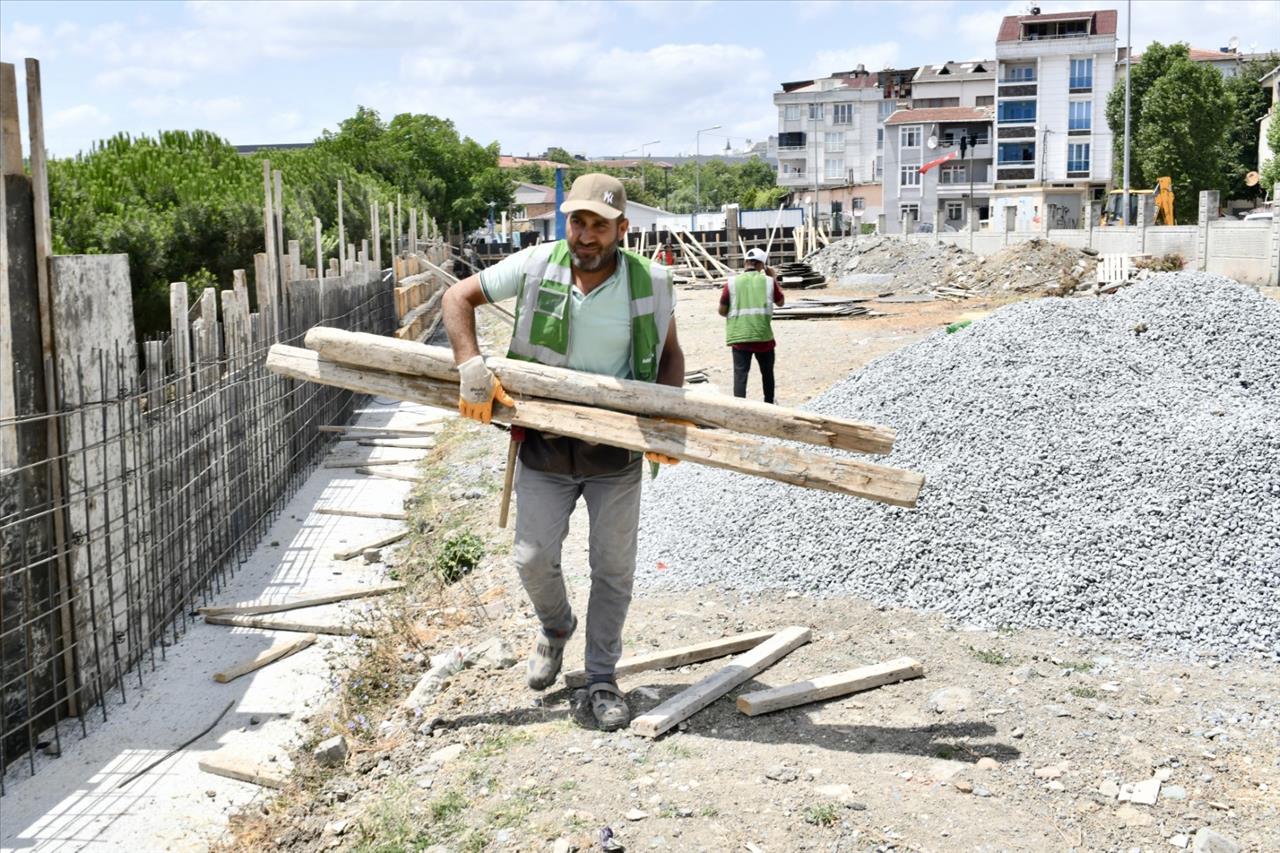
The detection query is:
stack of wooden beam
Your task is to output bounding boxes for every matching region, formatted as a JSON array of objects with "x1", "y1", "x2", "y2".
[
  {"x1": 774, "y1": 297, "x2": 872, "y2": 320},
  {"x1": 266, "y1": 328, "x2": 925, "y2": 507}
]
